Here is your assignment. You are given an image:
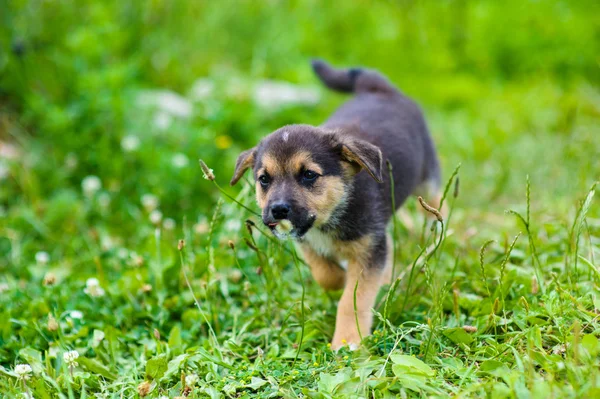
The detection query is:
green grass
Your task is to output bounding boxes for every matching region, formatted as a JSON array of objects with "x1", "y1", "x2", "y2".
[{"x1": 1, "y1": 0, "x2": 600, "y2": 397}]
